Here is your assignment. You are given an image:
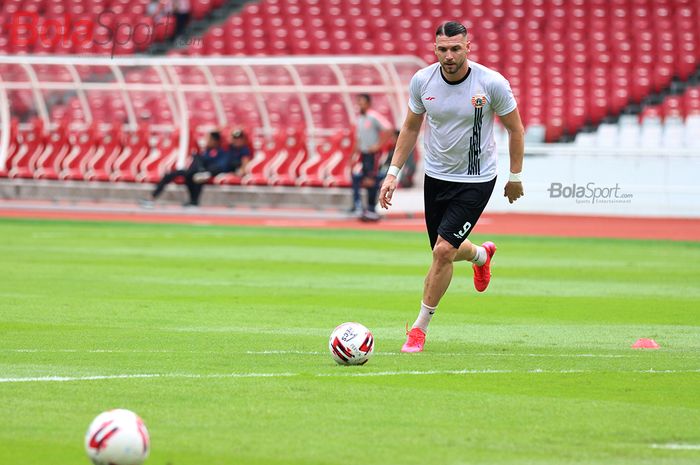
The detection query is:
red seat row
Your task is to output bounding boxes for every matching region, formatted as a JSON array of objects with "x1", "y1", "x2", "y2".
[
  {"x1": 0, "y1": 119, "x2": 186, "y2": 183},
  {"x1": 640, "y1": 85, "x2": 700, "y2": 121},
  {"x1": 0, "y1": 119, "x2": 358, "y2": 188}
]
